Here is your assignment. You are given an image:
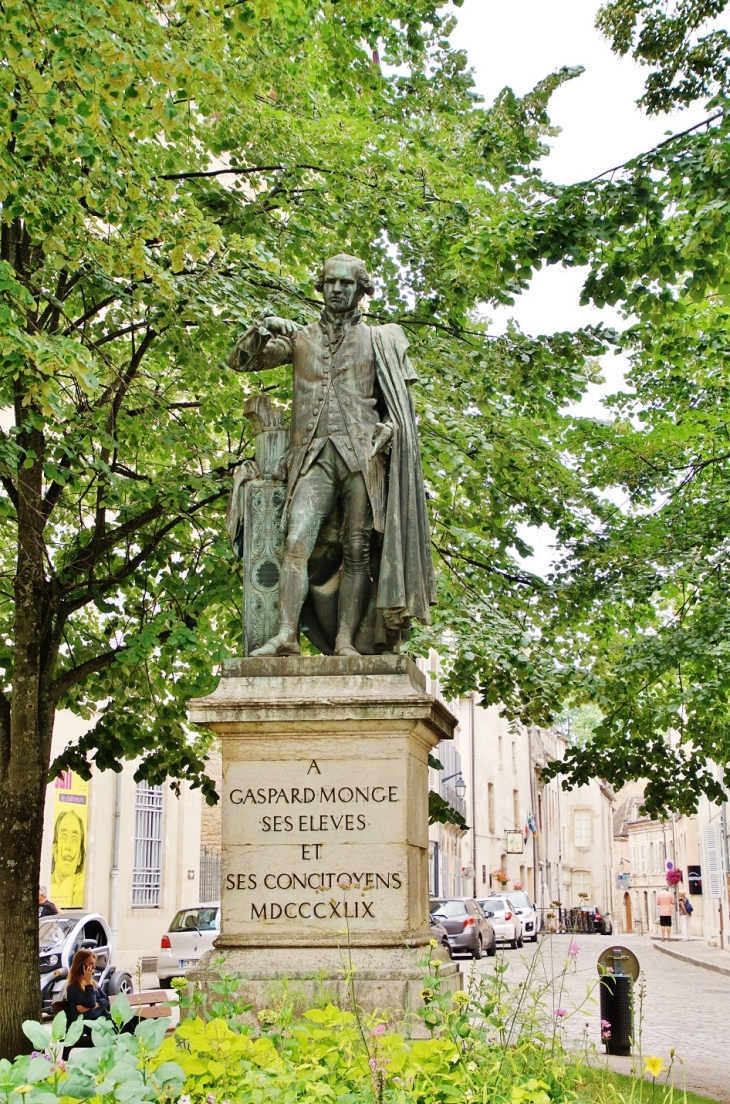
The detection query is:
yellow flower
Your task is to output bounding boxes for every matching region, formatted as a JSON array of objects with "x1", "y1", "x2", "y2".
[
  {"x1": 429, "y1": 938, "x2": 438, "y2": 947},
  {"x1": 644, "y1": 1057, "x2": 665, "y2": 1078},
  {"x1": 16, "y1": 1087, "x2": 33, "y2": 1096}
]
